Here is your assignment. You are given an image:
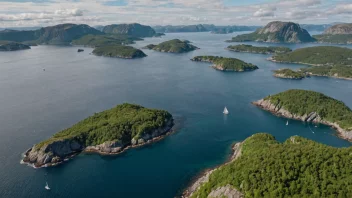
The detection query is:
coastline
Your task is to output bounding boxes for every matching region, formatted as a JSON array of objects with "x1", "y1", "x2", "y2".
[
  {"x1": 267, "y1": 57, "x2": 335, "y2": 67},
  {"x1": 252, "y1": 99, "x2": 352, "y2": 141},
  {"x1": 21, "y1": 120, "x2": 174, "y2": 168},
  {"x1": 181, "y1": 142, "x2": 243, "y2": 198}
]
